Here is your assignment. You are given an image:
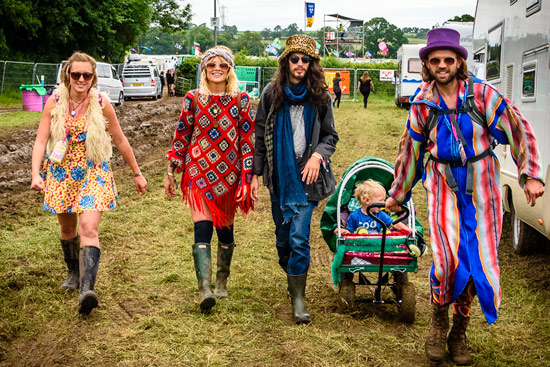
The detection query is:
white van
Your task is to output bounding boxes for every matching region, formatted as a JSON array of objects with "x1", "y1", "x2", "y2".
[
  {"x1": 121, "y1": 63, "x2": 162, "y2": 100},
  {"x1": 56, "y1": 61, "x2": 124, "y2": 106},
  {"x1": 473, "y1": 0, "x2": 550, "y2": 253},
  {"x1": 395, "y1": 44, "x2": 425, "y2": 108}
]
